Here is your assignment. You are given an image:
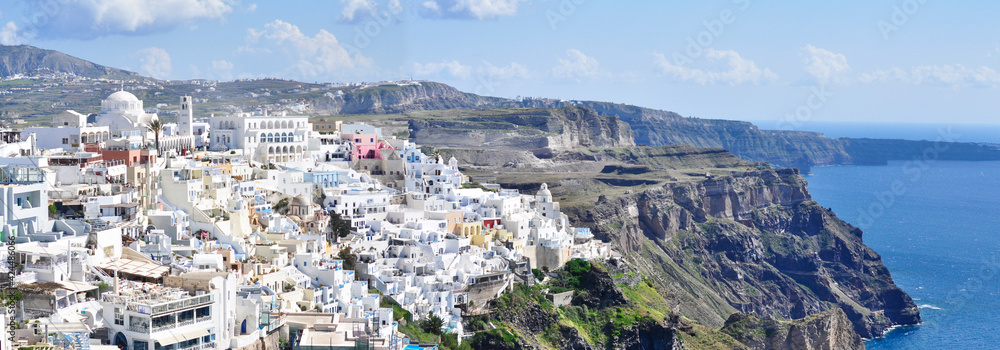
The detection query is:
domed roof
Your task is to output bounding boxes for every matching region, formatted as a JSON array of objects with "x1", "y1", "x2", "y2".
[
  {"x1": 291, "y1": 195, "x2": 310, "y2": 206},
  {"x1": 106, "y1": 91, "x2": 140, "y2": 103},
  {"x1": 537, "y1": 183, "x2": 552, "y2": 198}
]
